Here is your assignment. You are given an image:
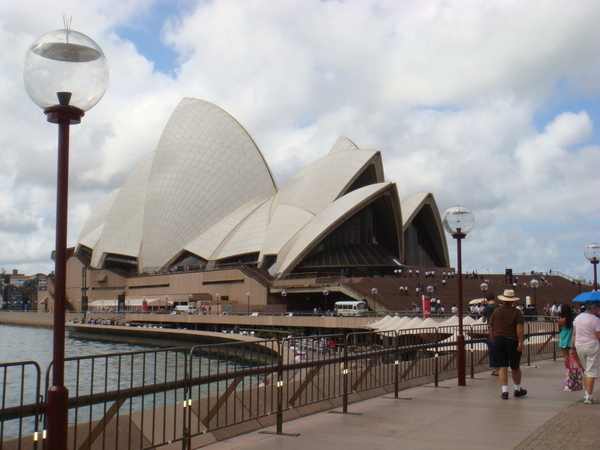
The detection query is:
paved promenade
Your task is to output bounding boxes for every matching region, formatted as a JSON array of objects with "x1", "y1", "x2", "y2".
[{"x1": 208, "y1": 359, "x2": 599, "y2": 449}]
